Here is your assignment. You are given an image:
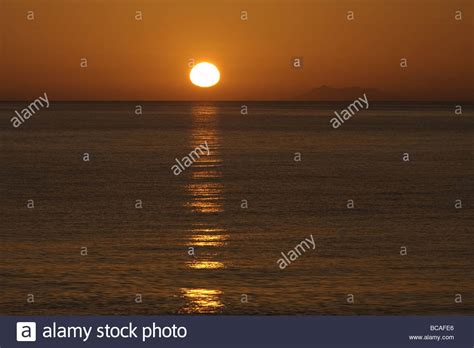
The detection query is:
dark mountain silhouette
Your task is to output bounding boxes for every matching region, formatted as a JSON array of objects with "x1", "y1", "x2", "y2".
[{"x1": 296, "y1": 85, "x2": 389, "y2": 101}]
